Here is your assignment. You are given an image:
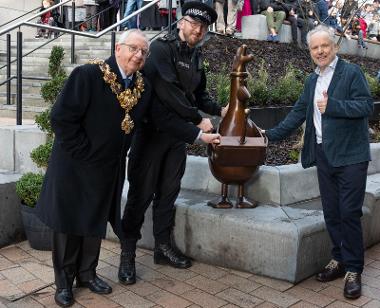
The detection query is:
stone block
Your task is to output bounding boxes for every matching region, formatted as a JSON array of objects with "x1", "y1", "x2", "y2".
[
  {"x1": 0, "y1": 127, "x2": 15, "y2": 171},
  {"x1": 107, "y1": 145, "x2": 380, "y2": 283},
  {"x1": 0, "y1": 172, "x2": 24, "y2": 249},
  {"x1": 368, "y1": 143, "x2": 380, "y2": 175},
  {"x1": 241, "y1": 14, "x2": 298, "y2": 43},
  {"x1": 241, "y1": 15, "x2": 380, "y2": 59},
  {"x1": 14, "y1": 125, "x2": 46, "y2": 173}
]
